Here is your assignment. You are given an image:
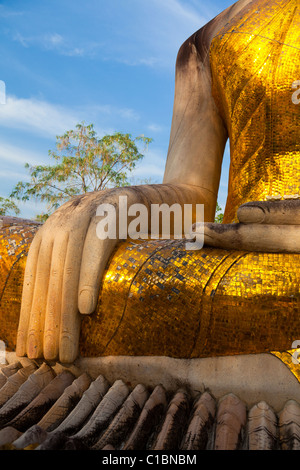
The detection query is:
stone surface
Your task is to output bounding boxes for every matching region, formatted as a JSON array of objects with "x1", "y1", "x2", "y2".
[
  {"x1": 71, "y1": 354, "x2": 300, "y2": 413},
  {"x1": 1, "y1": 358, "x2": 300, "y2": 450}
]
